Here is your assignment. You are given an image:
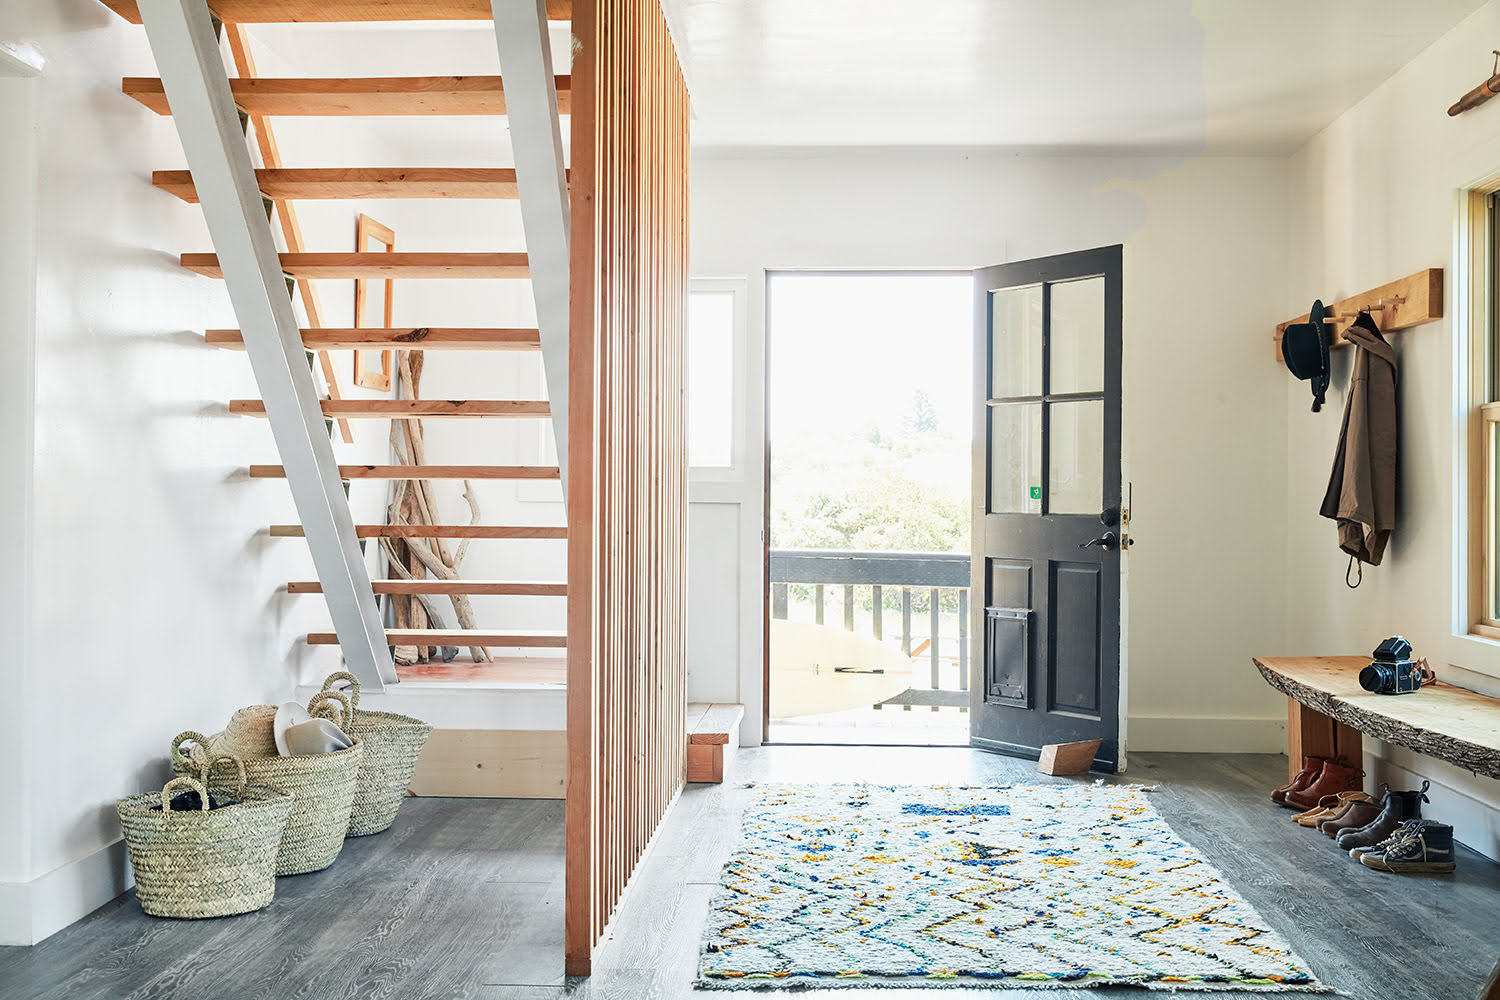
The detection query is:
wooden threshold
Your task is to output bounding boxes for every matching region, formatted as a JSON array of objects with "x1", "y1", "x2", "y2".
[
  {"x1": 183, "y1": 252, "x2": 528, "y2": 279},
  {"x1": 252, "y1": 464, "x2": 559, "y2": 480},
  {"x1": 308, "y1": 629, "x2": 567, "y2": 648},
  {"x1": 207, "y1": 327, "x2": 540, "y2": 351},
  {"x1": 290, "y1": 580, "x2": 567, "y2": 596},
  {"x1": 100, "y1": 0, "x2": 572, "y2": 24},
  {"x1": 271, "y1": 524, "x2": 567, "y2": 539},
  {"x1": 124, "y1": 76, "x2": 571, "y2": 117},
  {"x1": 232, "y1": 399, "x2": 549, "y2": 418},
  {"x1": 155, "y1": 167, "x2": 529, "y2": 202}
]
